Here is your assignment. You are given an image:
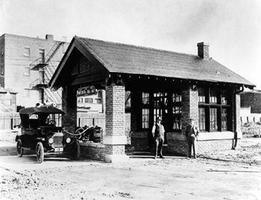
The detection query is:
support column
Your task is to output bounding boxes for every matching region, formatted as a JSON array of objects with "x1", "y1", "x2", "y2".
[
  {"x1": 103, "y1": 83, "x2": 128, "y2": 162},
  {"x1": 182, "y1": 85, "x2": 199, "y2": 131},
  {"x1": 62, "y1": 86, "x2": 77, "y2": 133},
  {"x1": 235, "y1": 93, "x2": 242, "y2": 138}
]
